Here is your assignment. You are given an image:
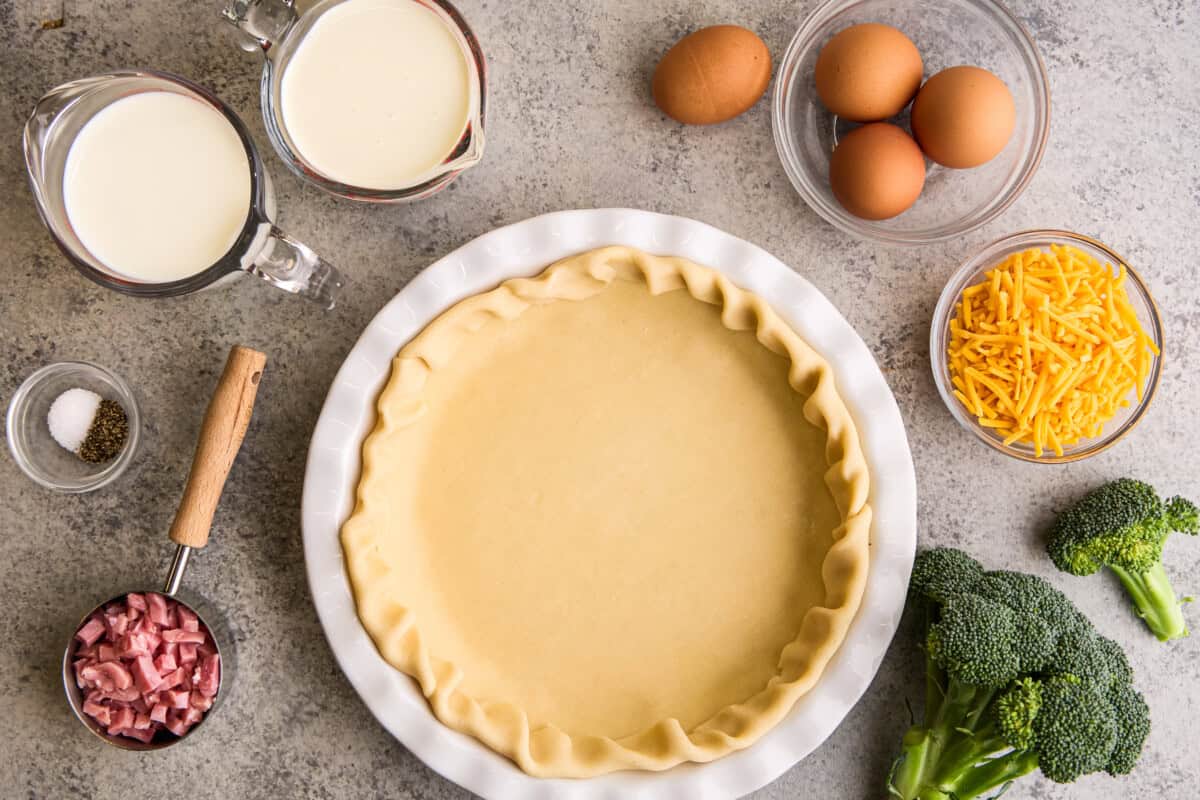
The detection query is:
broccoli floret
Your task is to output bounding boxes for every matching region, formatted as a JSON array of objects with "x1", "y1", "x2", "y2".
[
  {"x1": 977, "y1": 570, "x2": 1092, "y2": 637},
  {"x1": 887, "y1": 548, "x2": 1149, "y2": 800},
  {"x1": 1033, "y1": 675, "x2": 1118, "y2": 783},
  {"x1": 994, "y1": 677, "x2": 1041, "y2": 750},
  {"x1": 1047, "y1": 478, "x2": 1198, "y2": 641},
  {"x1": 1106, "y1": 684, "x2": 1151, "y2": 776},
  {"x1": 1049, "y1": 630, "x2": 1131, "y2": 692},
  {"x1": 927, "y1": 595, "x2": 1022, "y2": 687},
  {"x1": 909, "y1": 546, "x2": 984, "y2": 603}
]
